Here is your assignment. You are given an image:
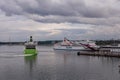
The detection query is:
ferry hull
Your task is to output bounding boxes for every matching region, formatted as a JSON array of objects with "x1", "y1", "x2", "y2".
[
  {"x1": 24, "y1": 49, "x2": 37, "y2": 55},
  {"x1": 53, "y1": 46, "x2": 87, "y2": 51}
]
